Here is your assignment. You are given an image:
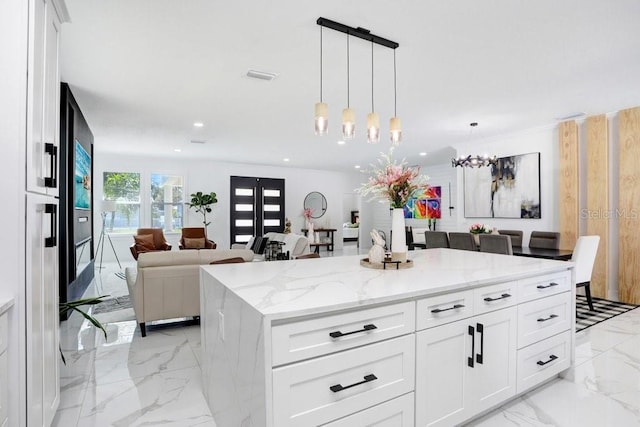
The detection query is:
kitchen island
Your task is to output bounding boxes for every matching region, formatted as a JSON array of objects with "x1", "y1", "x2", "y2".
[{"x1": 200, "y1": 248, "x2": 574, "y2": 426}]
